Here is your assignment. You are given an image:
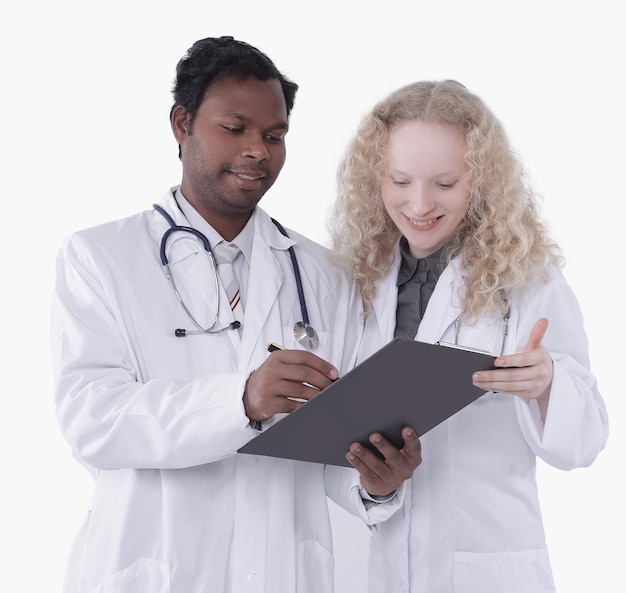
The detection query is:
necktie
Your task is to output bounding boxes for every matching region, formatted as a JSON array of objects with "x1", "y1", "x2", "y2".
[{"x1": 213, "y1": 242, "x2": 244, "y2": 324}]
